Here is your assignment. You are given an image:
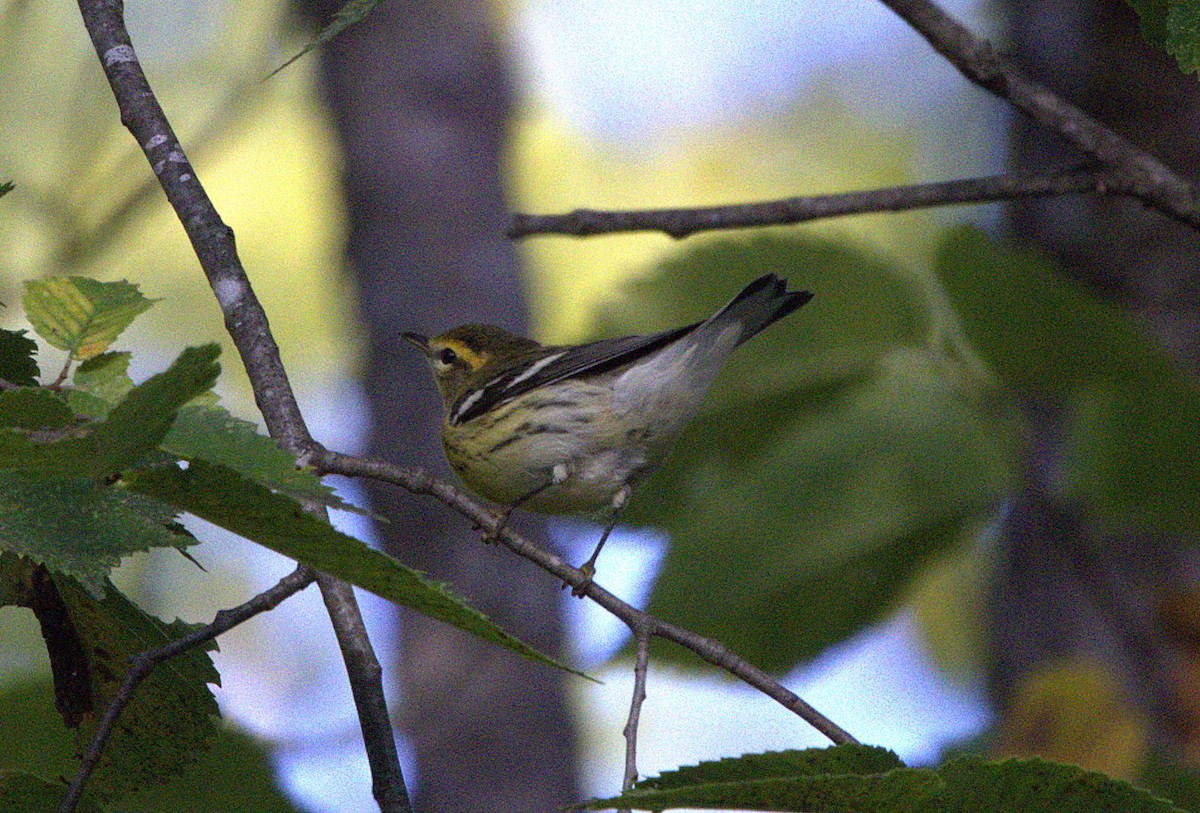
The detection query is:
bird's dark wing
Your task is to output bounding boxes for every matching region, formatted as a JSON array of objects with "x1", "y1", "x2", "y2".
[{"x1": 449, "y1": 323, "x2": 697, "y2": 425}]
